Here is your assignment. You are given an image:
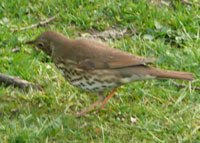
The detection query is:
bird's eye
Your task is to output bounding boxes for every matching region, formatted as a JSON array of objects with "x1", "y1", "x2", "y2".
[{"x1": 37, "y1": 42, "x2": 44, "y2": 48}]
